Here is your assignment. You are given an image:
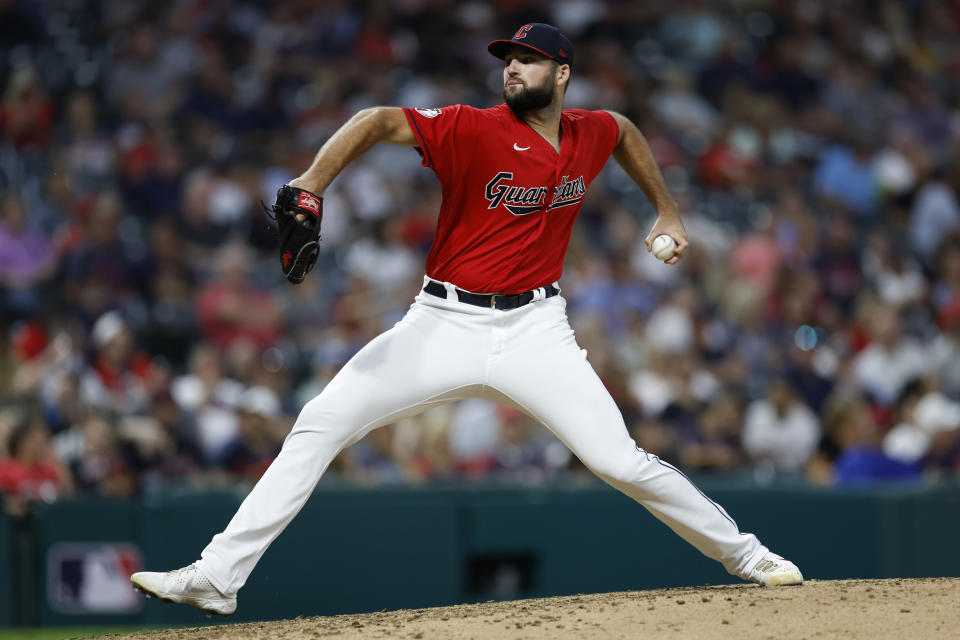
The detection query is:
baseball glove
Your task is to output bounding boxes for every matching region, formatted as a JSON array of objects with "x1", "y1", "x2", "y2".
[{"x1": 269, "y1": 185, "x2": 323, "y2": 284}]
